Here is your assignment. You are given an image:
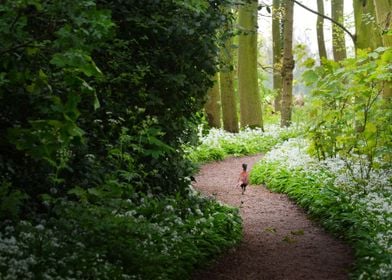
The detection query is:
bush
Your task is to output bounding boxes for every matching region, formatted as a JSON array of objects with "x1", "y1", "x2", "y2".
[
  {"x1": 0, "y1": 184, "x2": 242, "y2": 279},
  {"x1": 250, "y1": 139, "x2": 392, "y2": 279},
  {"x1": 0, "y1": 0, "x2": 234, "y2": 214},
  {"x1": 0, "y1": 1, "x2": 243, "y2": 278}
]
